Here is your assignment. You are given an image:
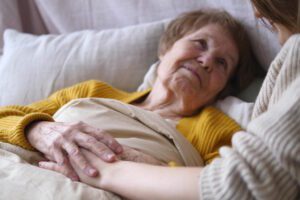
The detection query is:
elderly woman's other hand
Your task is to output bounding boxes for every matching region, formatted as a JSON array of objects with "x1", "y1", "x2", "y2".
[{"x1": 26, "y1": 121, "x2": 123, "y2": 179}]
